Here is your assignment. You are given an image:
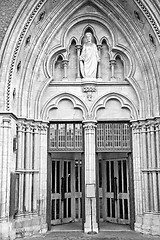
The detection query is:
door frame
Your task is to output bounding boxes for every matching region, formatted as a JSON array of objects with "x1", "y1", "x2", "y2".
[
  {"x1": 47, "y1": 152, "x2": 52, "y2": 231},
  {"x1": 96, "y1": 152, "x2": 135, "y2": 230},
  {"x1": 47, "y1": 151, "x2": 84, "y2": 230}
]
